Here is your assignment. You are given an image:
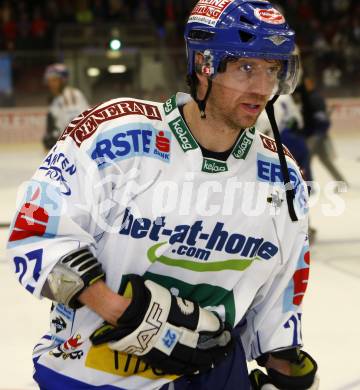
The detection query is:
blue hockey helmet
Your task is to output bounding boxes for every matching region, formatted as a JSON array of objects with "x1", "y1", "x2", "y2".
[{"x1": 185, "y1": 0, "x2": 300, "y2": 94}]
